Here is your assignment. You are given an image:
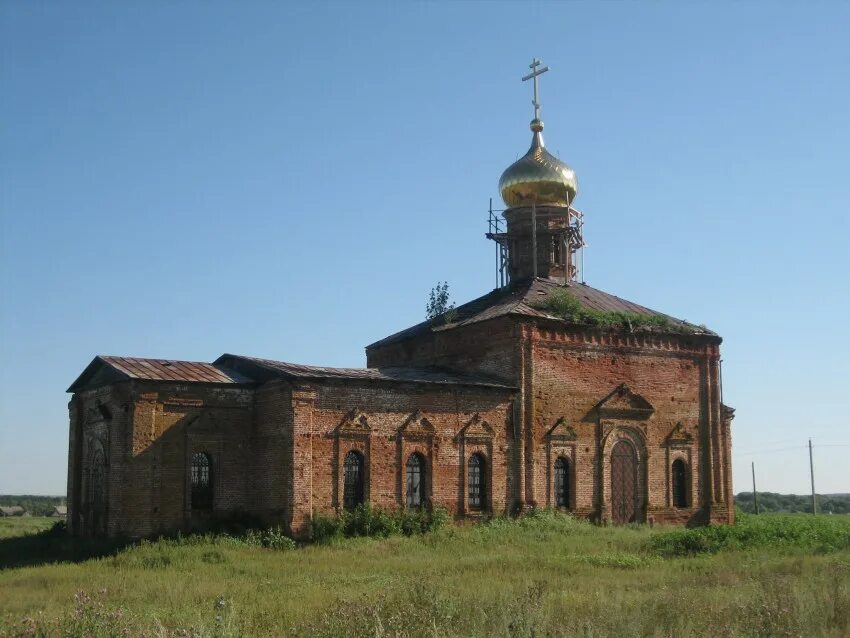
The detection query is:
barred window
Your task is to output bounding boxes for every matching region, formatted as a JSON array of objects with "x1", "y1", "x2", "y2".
[
  {"x1": 190, "y1": 452, "x2": 213, "y2": 510},
  {"x1": 343, "y1": 450, "x2": 365, "y2": 511},
  {"x1": 554, "y1": 456, "x2": 570, "y2": 509},
  {"x1": 468, "y1": 453, "x2": 486, "y2": 510},
  {"x1": 672, "y1": 459, "x2": 688, "y2": 508},
  {"x1": 406, "y1": 453, "x2": 426, "y2": 508}
]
